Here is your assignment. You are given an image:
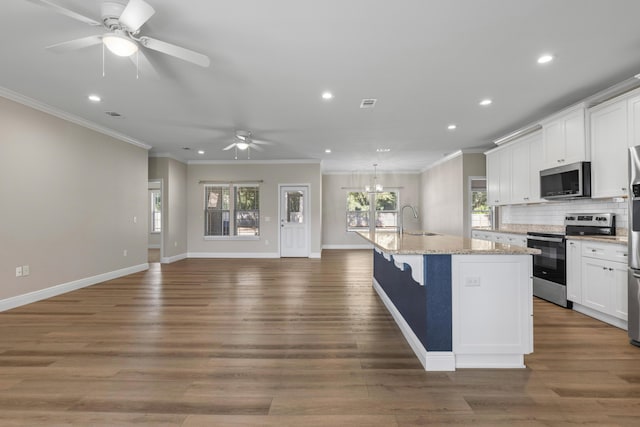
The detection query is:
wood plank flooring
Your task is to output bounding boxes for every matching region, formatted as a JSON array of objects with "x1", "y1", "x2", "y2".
[{"x1": 1, "y1": 250, "x2": 640, "y2": 426}]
